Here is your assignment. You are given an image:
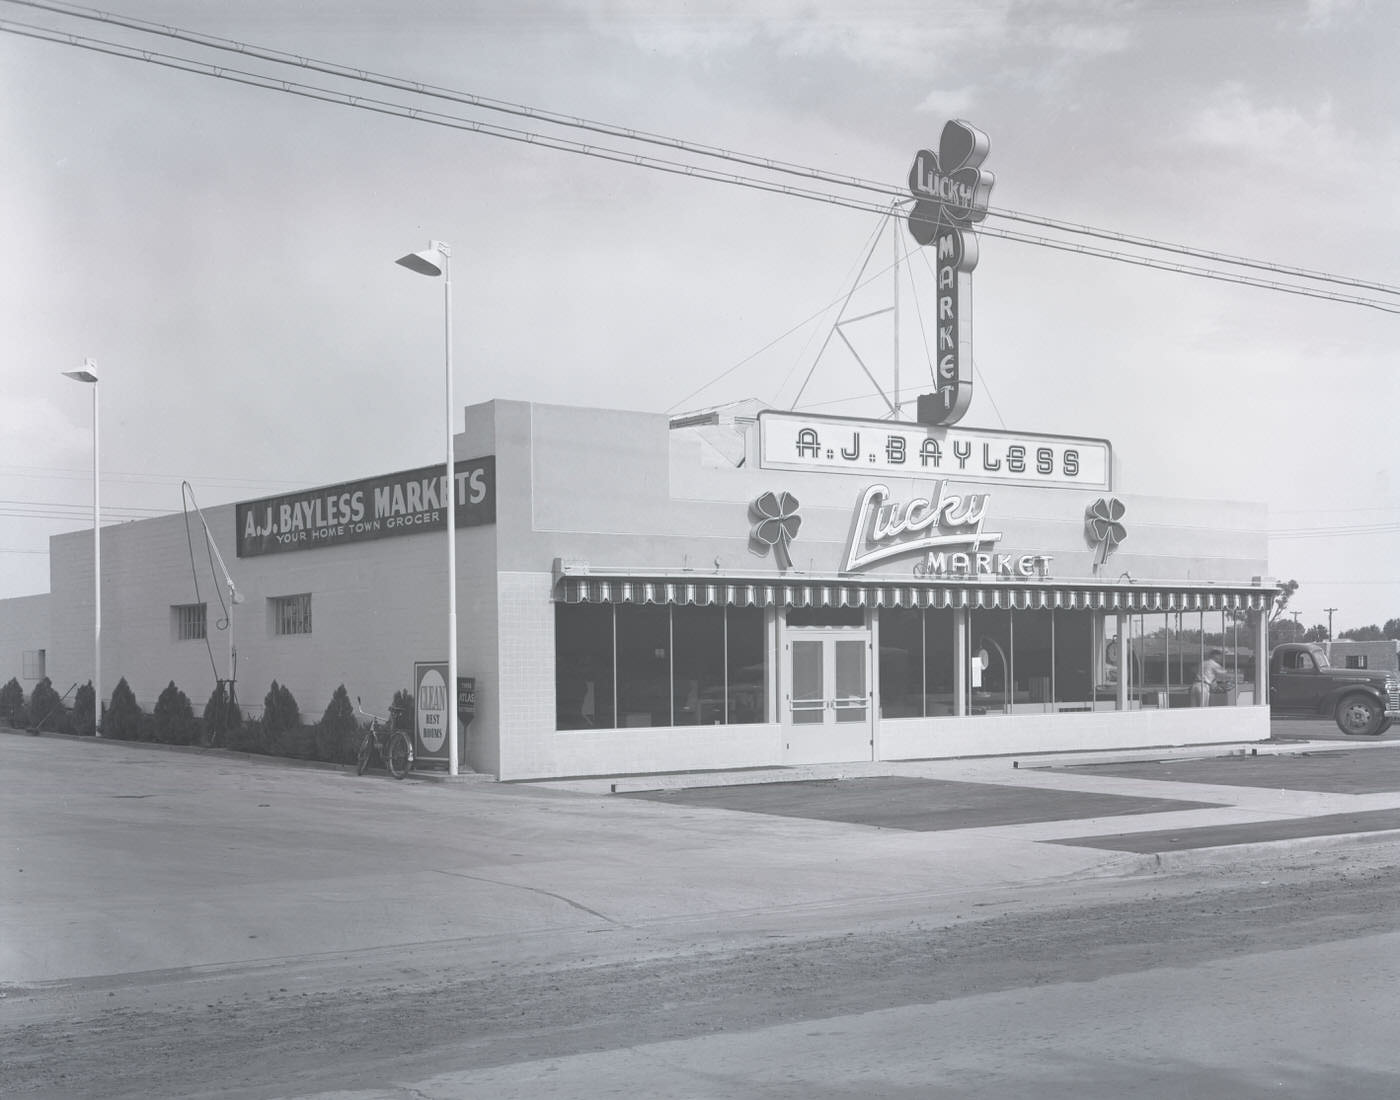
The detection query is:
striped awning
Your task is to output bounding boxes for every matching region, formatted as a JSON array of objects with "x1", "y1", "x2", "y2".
[{"x1": 556, "y1": 576, "x2": 1277, "y2": 613}]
